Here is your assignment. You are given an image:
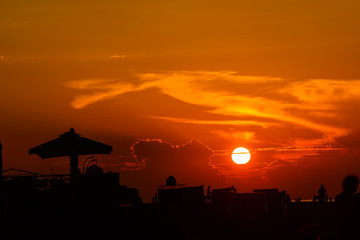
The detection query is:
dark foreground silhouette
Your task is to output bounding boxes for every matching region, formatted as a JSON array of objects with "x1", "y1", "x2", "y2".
[
  {"x1": 0, "y1": 174, "x2": 355, "y2": 240},
  {"x1": 0, "y1": 131, "x2": 359, "y2": 240}
]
